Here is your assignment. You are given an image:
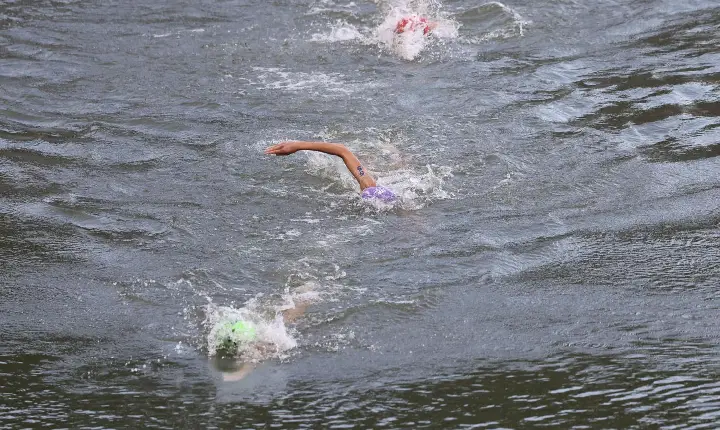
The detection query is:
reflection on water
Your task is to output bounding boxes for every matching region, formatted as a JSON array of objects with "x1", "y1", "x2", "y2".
[
  {"x1": 2, "y1": 347, "x2": 719, "y2": 427},
  {"x1": 2, "y1": 0, "x2": 720, "y2": 427}
]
